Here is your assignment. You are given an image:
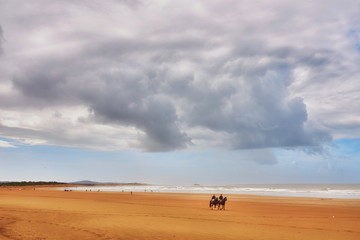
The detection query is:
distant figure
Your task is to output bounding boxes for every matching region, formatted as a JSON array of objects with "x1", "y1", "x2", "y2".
[
  {"x1": 219, "y1": 194, "x2": 223, "y2": 201},
  {"x1": 209, "y1": 195, "x2": 219, "y2": 209},
  {"x1": 219, "y1": 196, "x2": 227, "y2": 210},
  {"x1": 131, "y1": 191, "x2": 132, "y2": 195}
]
